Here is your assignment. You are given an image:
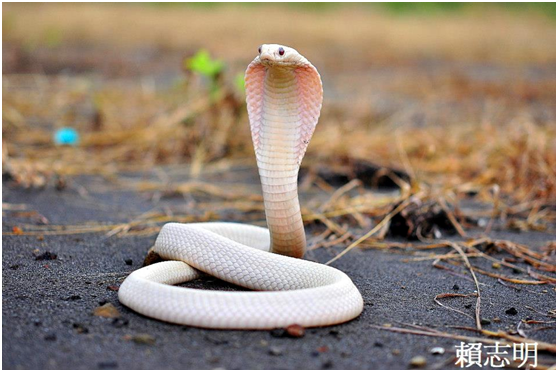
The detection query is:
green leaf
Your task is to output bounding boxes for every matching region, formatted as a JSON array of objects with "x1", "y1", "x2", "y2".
[{"x1": 185, "y1": 49, "x2": 224, "y2": 78}]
